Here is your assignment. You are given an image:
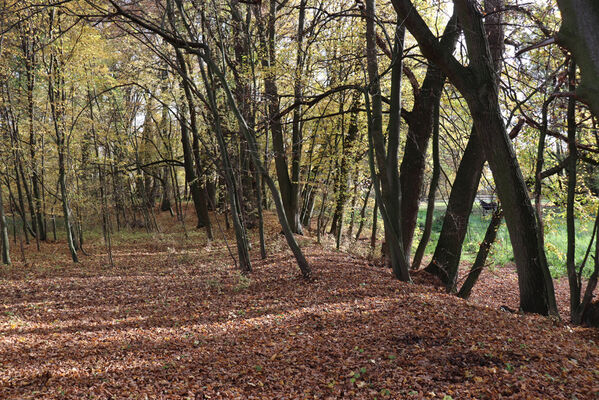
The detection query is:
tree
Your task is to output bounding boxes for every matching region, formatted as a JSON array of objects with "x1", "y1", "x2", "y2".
[
  {"x1": 364, "y1": 0, "x2": 410, "y2": 281},
  {"x1": 556, "y1": 0, "x2": 599, "y2": 118},
  {"x1": 392, "y1": 0, "x2": 558, "y2": 315}
]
